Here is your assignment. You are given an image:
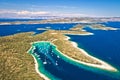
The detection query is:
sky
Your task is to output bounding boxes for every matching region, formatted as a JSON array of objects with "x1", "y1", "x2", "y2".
[{"x1": 0, "y1": 0, "x2": 120, "y2": 18}]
